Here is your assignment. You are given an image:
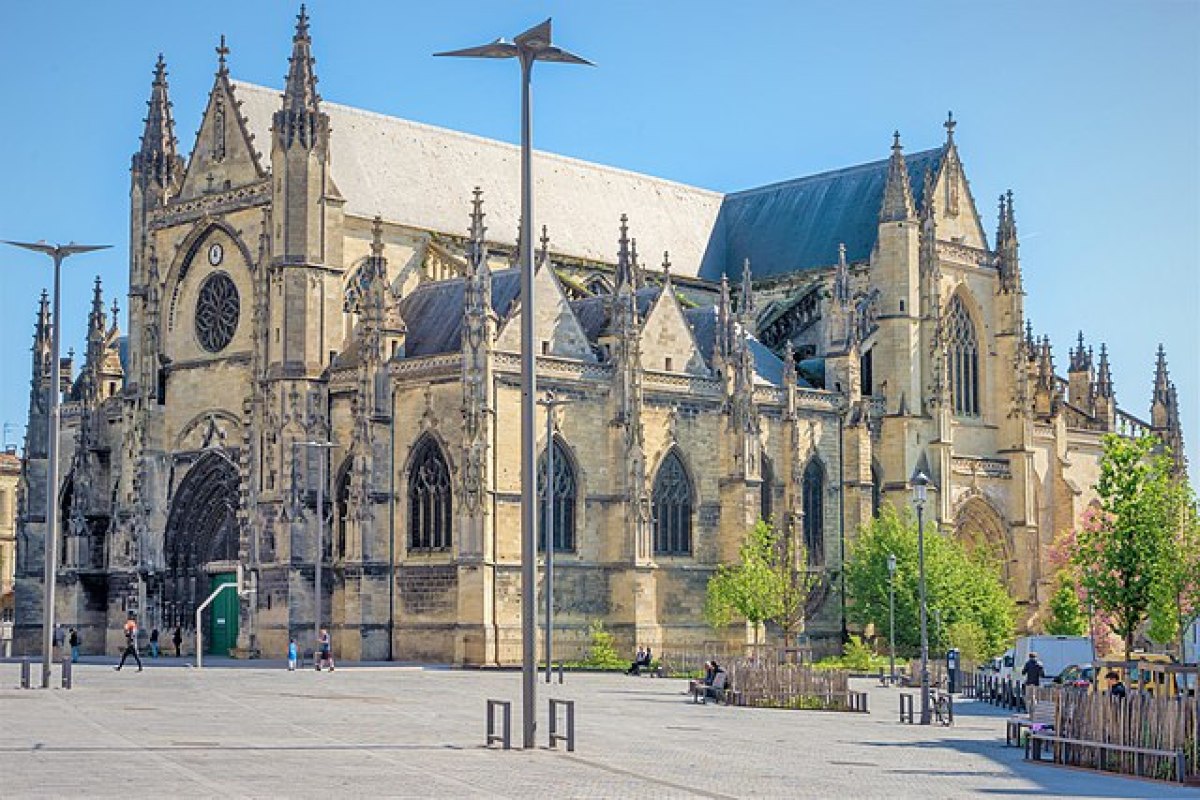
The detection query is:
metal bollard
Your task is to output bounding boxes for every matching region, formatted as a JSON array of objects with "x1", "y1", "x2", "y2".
[
  {"x1": 20, "y1": 658, "x2": 30, "y2": 689},
  {"x1": 61, "y1": 657, "x2": 72, "y2": 689},
  {"x1": 548, "y1": 698, "x2": 575, "y2": 752},
  {"x1": 486, "y1": 699, "x2": 511, "y2": 750},
  {"x1": 557, "y1": 661, "x2": 564, "y2": 685}
]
